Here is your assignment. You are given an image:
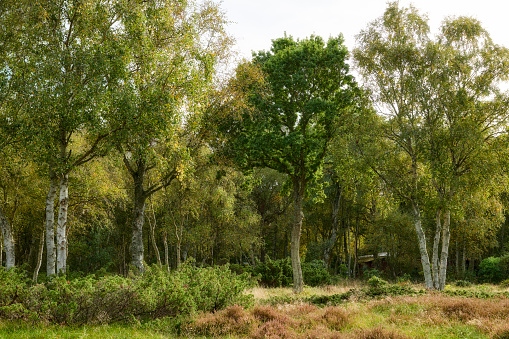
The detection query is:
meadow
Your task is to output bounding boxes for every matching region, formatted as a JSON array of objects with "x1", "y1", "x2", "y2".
[{"x1": 1, "y1": 277, "x2": 509, "y2": 339}]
